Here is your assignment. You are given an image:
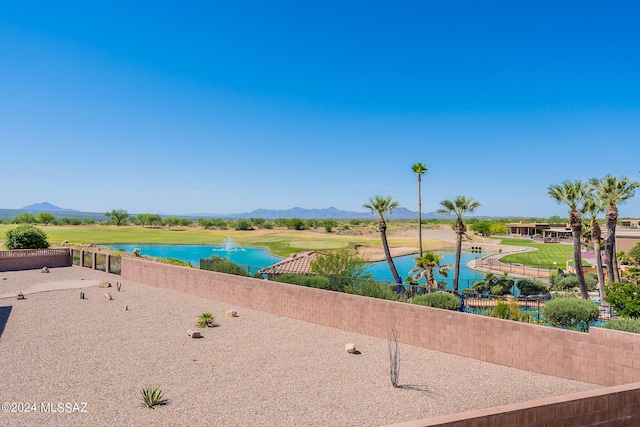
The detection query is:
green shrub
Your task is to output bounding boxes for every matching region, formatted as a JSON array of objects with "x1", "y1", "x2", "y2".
[
  {"x1": 490, "y1": 300, "x2": 511, "y2": 319},
  {"x1": 201, "y1": 256, "x2": 251, "y2": 277},
  {"x1": 275, "y1": 273, "x2": 332, "y2": 290},
  {"x1": 233, "y1": 218, "x2": 253, "y2": 230},
  {"x1": 161, "y1": 257, "x2": 192, "y2": 267},
  {"x1": 412, "y1": 292, "x2": 461, "y2": 311},
  {"x1": 550, "y1": 273, "x2": 598, "y2": 292},
  {"x1": 141, "y1": 386, "x2": 166, "y2": 408},
  {"x1": 485, "y1": 299, "x2": 536, "y2": 323},
  {"x1": 354, "y1": 281, "x2": 398, "y2": 301},
  {"x1": 542, "y1": 298, "x2": 600, "y2": 332},
  {"x1": 605, "y1": 282, "x2": 640, "y2": 318},
  {"x1": 4, "y1": 224, "x2": 49, "y2": 249},
  {"x1": 602, "y1": 318, "x2": 640, "y2": 334},
  {"x1": 196, "y1": 312, "x2": 216, "y2": 328},
  {"x1": 628, "y1": 242, "x2": 640, "y2": 265},
  {"x1": 621, "y1": 267, "x2": 640, "y2": 285},
  {"x1": 516, "y1": 279, "x2": 550, "y2": 296}
]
